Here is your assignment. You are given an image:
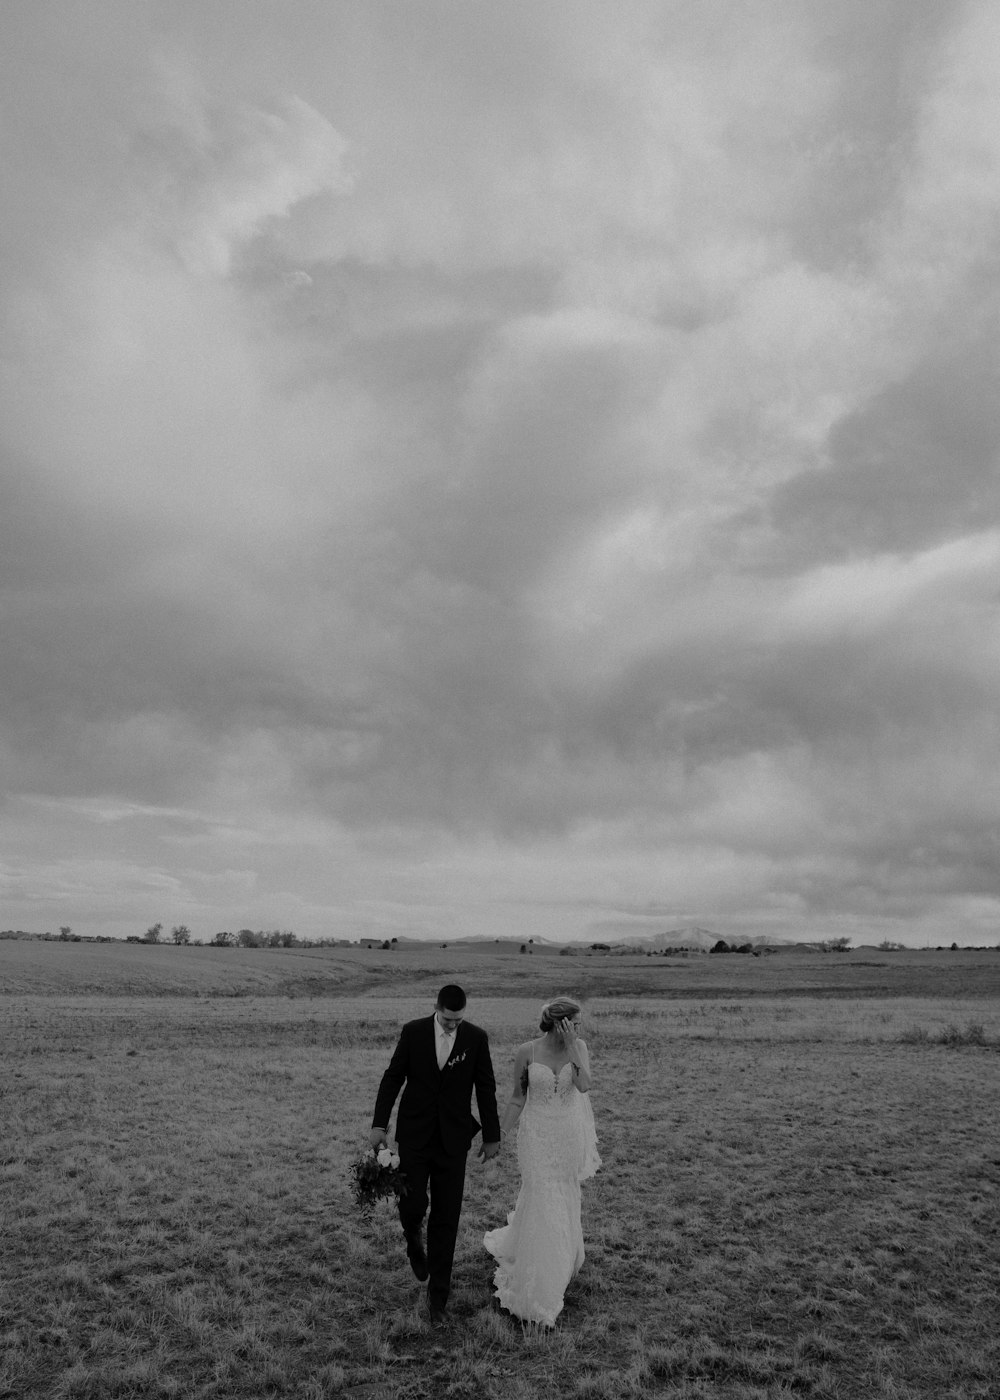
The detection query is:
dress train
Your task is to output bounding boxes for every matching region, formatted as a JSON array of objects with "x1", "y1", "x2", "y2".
[{"x1": 483, "y1": 1061, "x2": 600, "y2": 1326}]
